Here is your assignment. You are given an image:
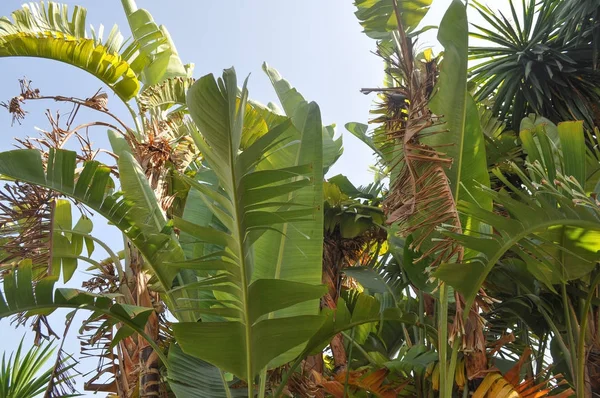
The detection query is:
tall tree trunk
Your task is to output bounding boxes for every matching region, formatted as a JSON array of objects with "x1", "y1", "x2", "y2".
[
  {"x1": 322, "y1": 243, "x2": 348, "y2": 368},
  {"x1": 136, "y1": 261, "x2": 162, "y2": 397},
  {"x1": 107, "y1": 245, "x2": 164, "y2": 397}
]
